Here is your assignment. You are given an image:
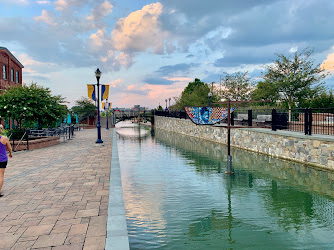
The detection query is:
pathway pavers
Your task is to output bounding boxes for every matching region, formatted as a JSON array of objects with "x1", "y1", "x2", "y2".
[{"x1": 0, "y1": 128, "x2": 113, "y2": 249}]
